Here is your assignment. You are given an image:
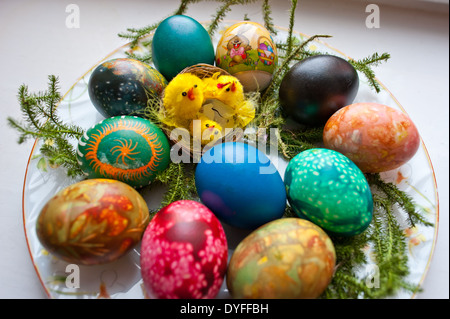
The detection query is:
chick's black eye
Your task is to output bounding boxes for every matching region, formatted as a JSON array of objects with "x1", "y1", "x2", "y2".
[
  {"x1": 226, "y1": 88, "x2": 230, "y2": 92},
  {"x1": 182, "y1": 92, "x2": 187, "y2": 96},
  {"x1": 194, "y1": 85, "x2": 197, "y2": 88},
  {"x1": 205, "y1": 124, "x2": 210, "y2": 128}
]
